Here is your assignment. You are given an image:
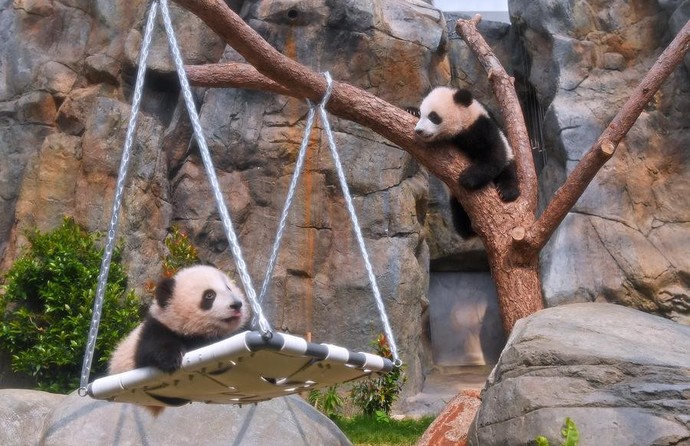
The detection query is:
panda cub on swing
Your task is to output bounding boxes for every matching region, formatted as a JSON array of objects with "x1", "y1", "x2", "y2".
[
  {"x1": 410, "y1": 86, "x2": 520, "y2": 238},
  {"x1": 109, "y1": 265, "x2": 251, "y2": 381}
]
